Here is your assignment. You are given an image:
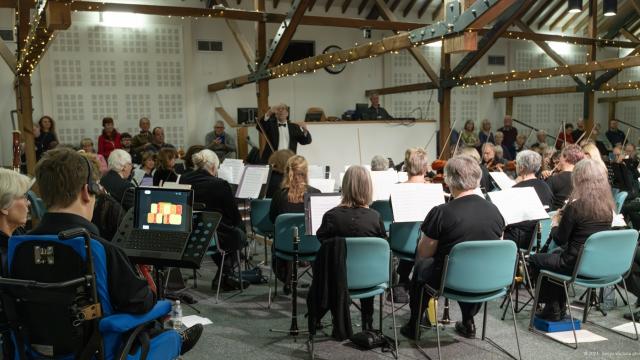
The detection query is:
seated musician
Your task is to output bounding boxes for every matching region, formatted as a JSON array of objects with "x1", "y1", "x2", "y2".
[
  {"x1": 28, "y1": 148, "x2": 203, "y2": 354},
  {"x1": 179, "y1": 149, "x2": 248, "y2": 291},
  {"x1": 266, "y1": 149, "x2": 295, "y2": 198},
  {"x1": 400, "y1": 155, "x2": 505, "y2": 340},
  {"x1": 504, "y1": 150, "x2": 553, "y2": 249},
  {"x1": 457, "y1": 146, "x2": 494, "y2": 192},
  {"x1": 316, "y1": 165, "x2": 386, "y2": 331},
  {"x1": 481, "y1": 142, "x2": 506, "y2": 171},
  {"x1": 529, "y1": 159, "x2": 613, "y2": 321},
  {"x1": 546, "y1": 144, "x2": 584, "y2": 210}
]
